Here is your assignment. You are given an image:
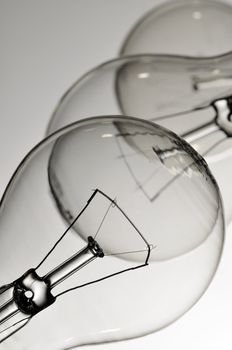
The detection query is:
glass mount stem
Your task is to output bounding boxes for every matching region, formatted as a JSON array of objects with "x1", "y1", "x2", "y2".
[{"x1": 0, "y1": 236, "x2": 104, "y2": 343}]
